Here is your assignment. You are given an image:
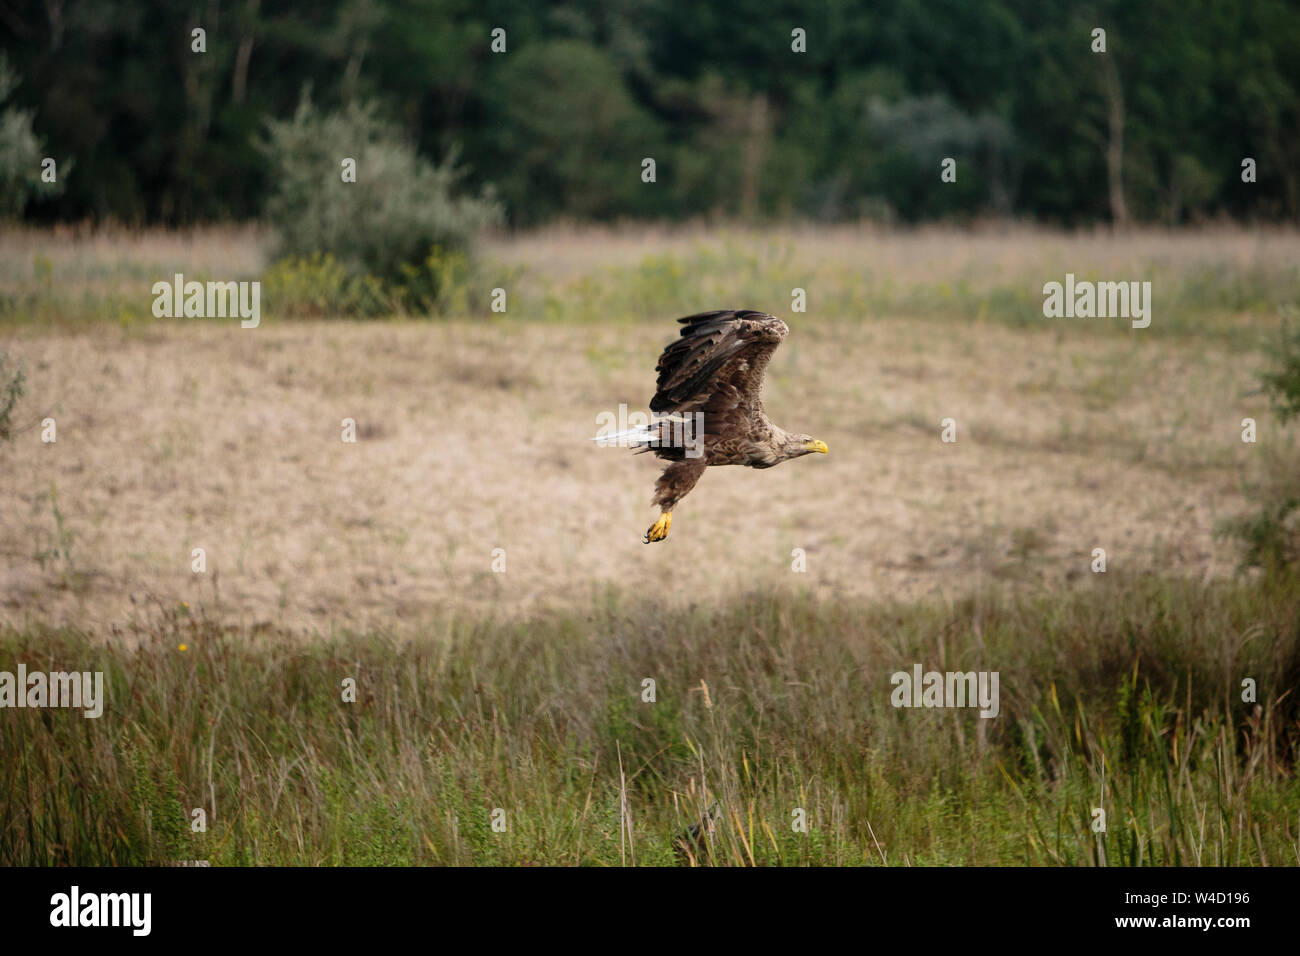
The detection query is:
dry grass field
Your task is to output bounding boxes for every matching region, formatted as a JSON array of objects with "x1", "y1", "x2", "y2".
[
  {"x1": 2, "y1": 226, "x2": 1295, "y2": 634},
  {"x1": 2, "y1": 225, "x2": 1299, "y2": 866}
]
